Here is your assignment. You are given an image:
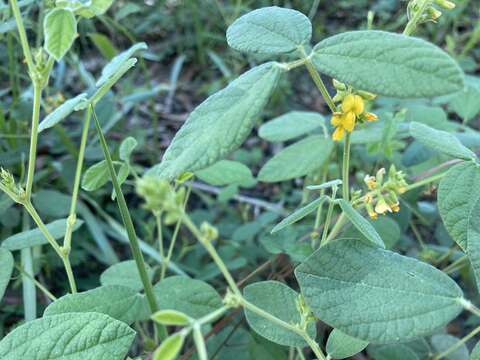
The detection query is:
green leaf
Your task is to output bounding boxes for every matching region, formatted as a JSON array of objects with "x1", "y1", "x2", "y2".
[
  {"x1": 326, "y1": 329, "x2": 368, "y2": 359},
  {"x1": 153, "y1": 333, "x2": 184, "y2": 360},
  {"x1": 151, "y1": 310, "x2": 190, "y2": 326},
  {"x1": 0, "y1": 248, "x2": 13, "y2": 302},
  {"x1": 44, "y1": 8, "x2": 77, "y2": 61},
  {"x1": 295, "y1": 239, "x2": 464, "y2": 344},
  {"x1": 259, "y1": 111, "x2": 326, "y2": 142},
  {"x1": 44, "y1": 285, "x2": 144, "y2": 325},
  {"x1": 271, "y1": 195, "x2": 327, "y2": 233},
  {"x1": 152, "y1": 276, "x2": 222, "y2": 319},
  {"x1": 148, "y1": 62, "x2": 283, "y2": 180},
  {"x1": 307, "y1": 179, "x2": 342, "y2": 191},
  {"x1": 2, "y1": 218, "x2": 83, "y2": 251},
  {"x1": 82, "y1": 160, "x2": 129, "y2": 192},
  {"x1": 226, "y1": 6, "x2": 311, "y2": 55},
  {"x1": 368, "y1": 344, "x2": 420, "y2": 360},
  {"x1": 338, "y1": 199, "x2": 385, "y2": 248},
  {"x1": 410, "y1": 122, "x2": 476, "y2": 161},
  {"x1": 195, "y1": 160, "x2": 254, "y2": 186},
  {"x1": 243, "y1": 281, "x2": 316, "y2": 347},
  {"x1": 312, "y1": 31, "x2": 464, "y2": 98},
  {"x1": 0, "y1": 312, "x2": 135, "y2": 359},
  {"x1": 96, "y1": 42, "x2": 147, "y2": 88},
  {"x1": 38, "y1": 93, "x2": 88, "y2": 133},
  {"x1": 100, "y1": 260, "x2": 154, "y2": 292},
  {"x1": 77, "y1": 0, "x2": 114, "y2": 18},
  {"x1": 258, "y1": 135, "x2": 333, "y2": 182},
  {"x1": 88, "y1": 32, "x2": 118, "y2": 60},
  {"x1": 431, "y1": 334, "x2": 469, "y2": 360},
  {"x1": 119, "y1": 136, "x2": 138, "y2": 161},
  {"x1": 438, "y1": 162, "x2": 480, "y2": 287},
  {"x1": 447, "y1": 76, "x2": 480, "y2": 123}
]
